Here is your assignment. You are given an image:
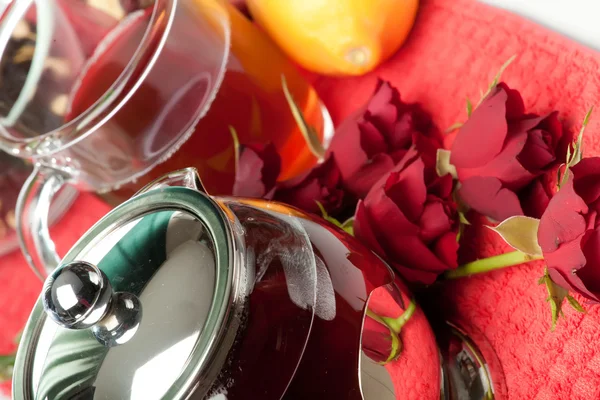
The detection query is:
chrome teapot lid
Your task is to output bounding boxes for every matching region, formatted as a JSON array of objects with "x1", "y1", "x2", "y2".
[{"x1": 13, "y1": 184, "x2": 241, "y2": 399}]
